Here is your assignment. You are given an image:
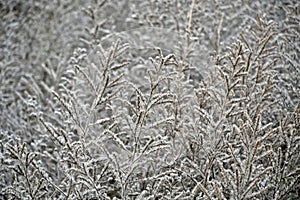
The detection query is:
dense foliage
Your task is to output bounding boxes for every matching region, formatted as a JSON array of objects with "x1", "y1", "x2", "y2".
[{"x1": 1, "y1": 0, "x2": 299, "y2": 199}]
